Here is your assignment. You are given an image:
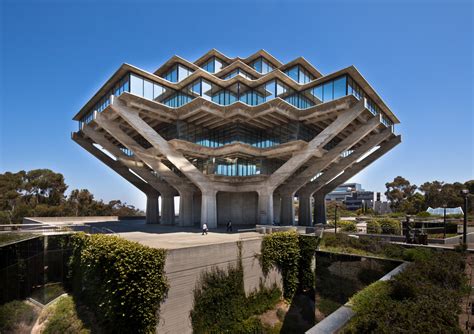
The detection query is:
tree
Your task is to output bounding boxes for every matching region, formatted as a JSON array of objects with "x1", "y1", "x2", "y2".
[{"x1": 385, "y1": 176, "x2": 417, "y2": 211}]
